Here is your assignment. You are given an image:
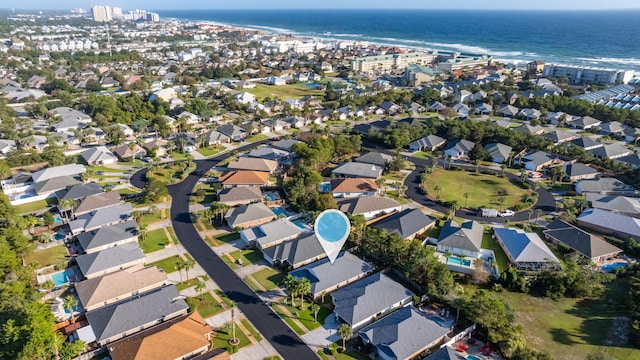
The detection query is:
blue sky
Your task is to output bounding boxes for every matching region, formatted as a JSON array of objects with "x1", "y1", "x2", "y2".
[{"x1": 10, "y1": 0, "x2": 640, "y2": 10}]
